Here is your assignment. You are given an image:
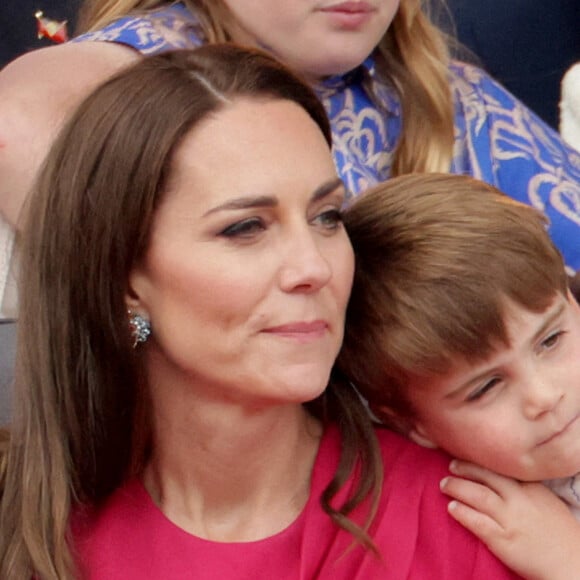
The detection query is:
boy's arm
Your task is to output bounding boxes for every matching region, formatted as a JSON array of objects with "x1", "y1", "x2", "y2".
[{"x1": 440, "y1": 460, "x2": 580, "y2": 580}]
